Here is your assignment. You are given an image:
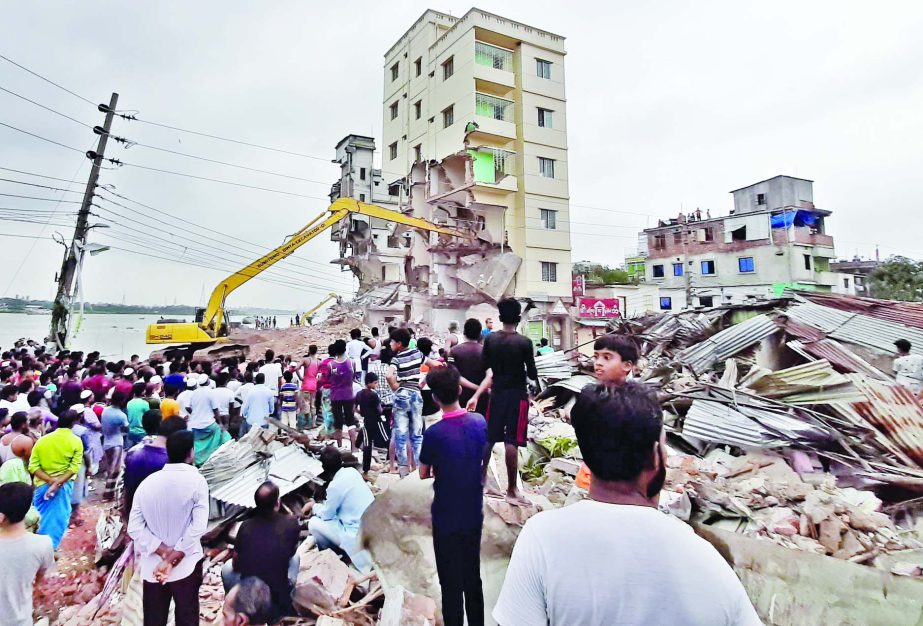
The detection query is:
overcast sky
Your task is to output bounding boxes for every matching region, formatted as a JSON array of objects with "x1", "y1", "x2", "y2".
[{"x1": 2, "y1": 1, "x2": 923, "y2": 310}]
